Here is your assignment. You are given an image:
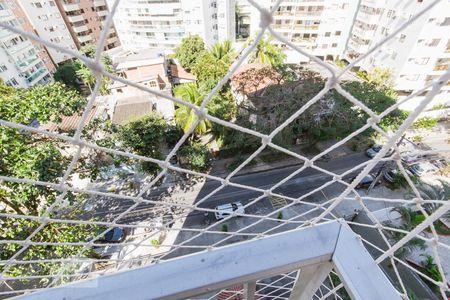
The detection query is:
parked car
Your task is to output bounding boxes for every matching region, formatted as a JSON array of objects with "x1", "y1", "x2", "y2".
[
  {"x1": 431, "y1": 159, "x2": 448, "y2": 170},
  {"x1": 99, "y1": 227, "x2": 125, "y2": 243},
  {"x1": 366, "y1": 144, "x2": 382, "y2": 158},
  {"x1": 400, "y1": 152, "x2": 425, "y2": 164},
  {"x1": 214, "y1": 202, "x2": 245, "y2": 220},
  {"x1": 383, "y1": 168, "x2": 398, "y2": 183},
  {"x1": 383, "y1": 167, "x2": 412, "y2": 183},
  {"x1": 366, "y1": 144, "x2": 392, "y2": 158},
  {"x1": 351, "y1": 174, "x2": 380, "y2": 189},
  {"x1": 408, "y1": 162, "x2": 439, "y2": 176}
]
